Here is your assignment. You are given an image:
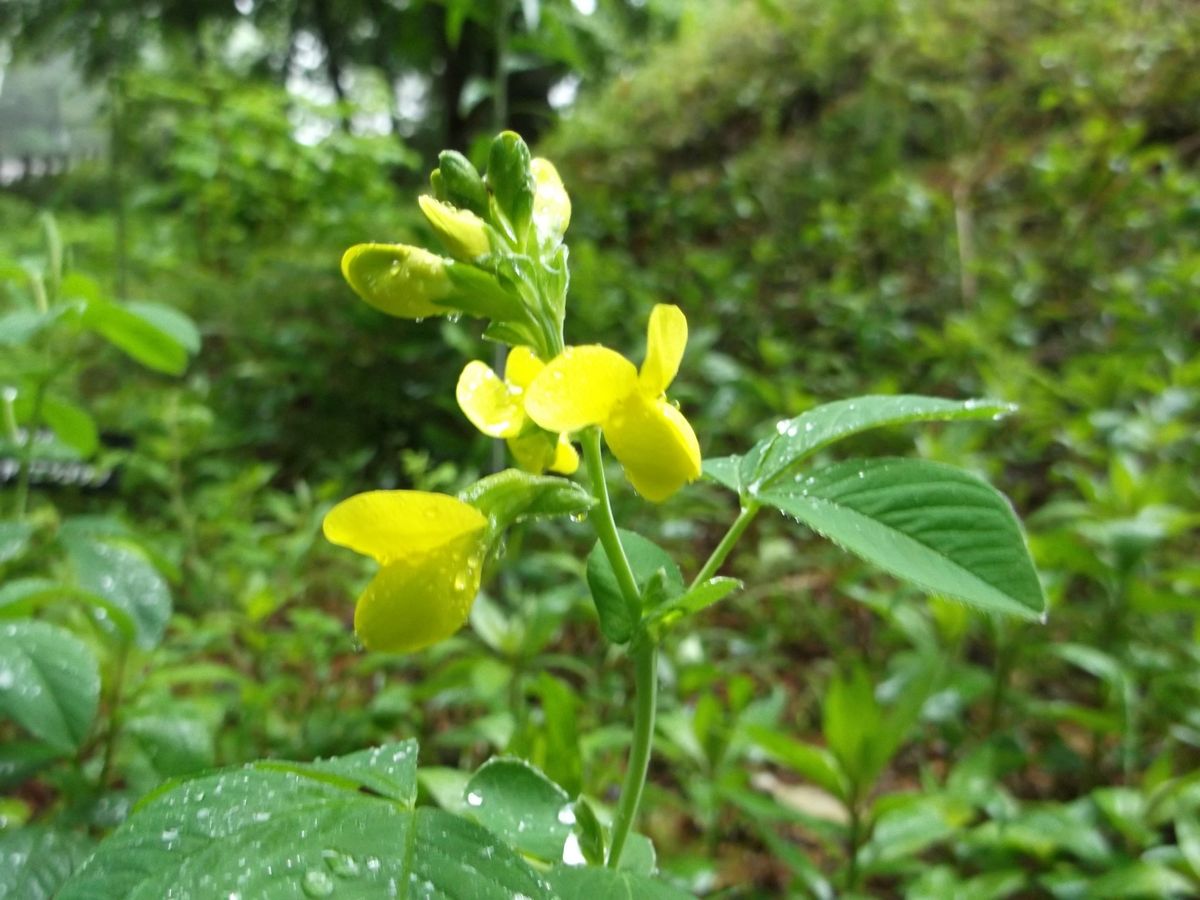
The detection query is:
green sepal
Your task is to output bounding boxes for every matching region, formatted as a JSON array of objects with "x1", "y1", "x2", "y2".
[
  {"x1": 443, "y1": 263, "x2": 528, "y2": 322},
  {"x1": 460, "y1": 469, "x2": 595, "y2": 541}
]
